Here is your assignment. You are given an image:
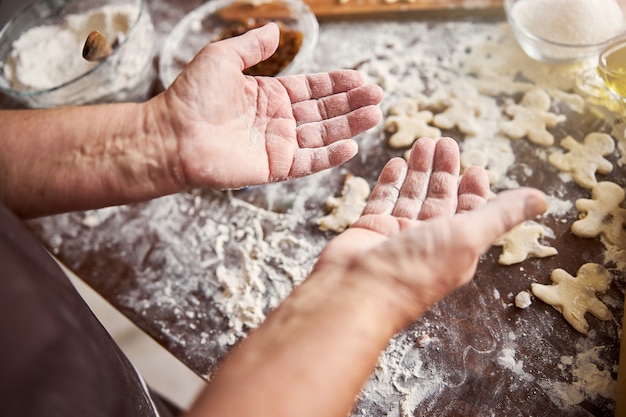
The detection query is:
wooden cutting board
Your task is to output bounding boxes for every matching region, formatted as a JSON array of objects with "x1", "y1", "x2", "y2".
[{"x1": 303, "y1": 0, "x2": 503, "y2": 18}]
